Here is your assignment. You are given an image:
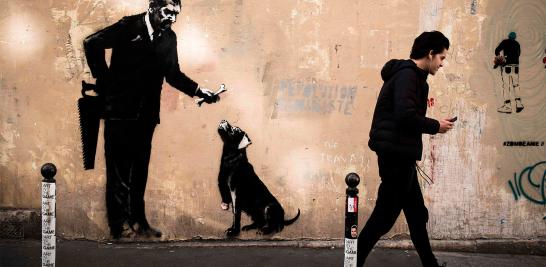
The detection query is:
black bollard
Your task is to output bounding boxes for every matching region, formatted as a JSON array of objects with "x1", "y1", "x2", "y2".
[
  {"x1": 41, "y1": 163, "x2": 57, "y2": 267},
  {"x1": 344, "y1": 172, "x2": 360, "y2": 267}
]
